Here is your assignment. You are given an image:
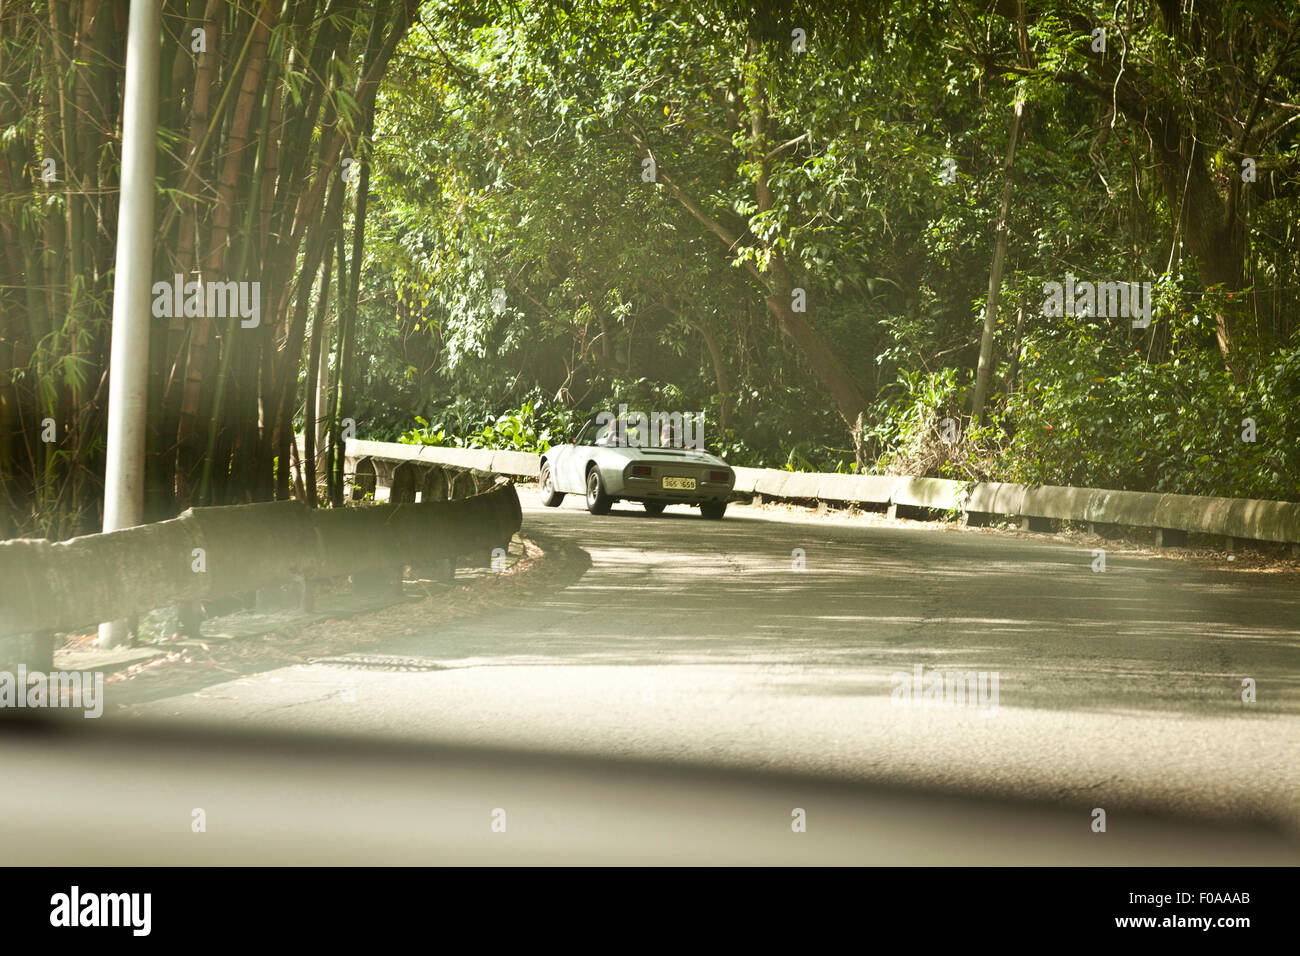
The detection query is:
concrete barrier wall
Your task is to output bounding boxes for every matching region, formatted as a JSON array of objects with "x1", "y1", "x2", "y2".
[
  {"x1": 1223, "y1": 498, "x2": 1300, "y2": 544},
  {"x1": 292, "y1": 436, "x2": 538, "y2": 499},
  {"x1": 966, "y1": 481, "x2": 1027, "y2": 515},
  {"x1": 890, "y1": 477, "x2": 962, "y2": 511},
  {"x1": 732, "y1": 466, "x2": 761, "y2": 494},
  {"x1": 308, "y1": 438, "x2": 1300, "y2": 544},
  {"x1": 491, "y1": 450, "x2": 543, "y2": 477},
  {"x1": 0, "y1": 483, "x2": 522, "y2": 642},
  {"x1": 347, "y1": 439, "x2": 1300, "y2": 546},
  {"x1": 342, "y1": 439, "x2": 525, "y2": 477}
]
